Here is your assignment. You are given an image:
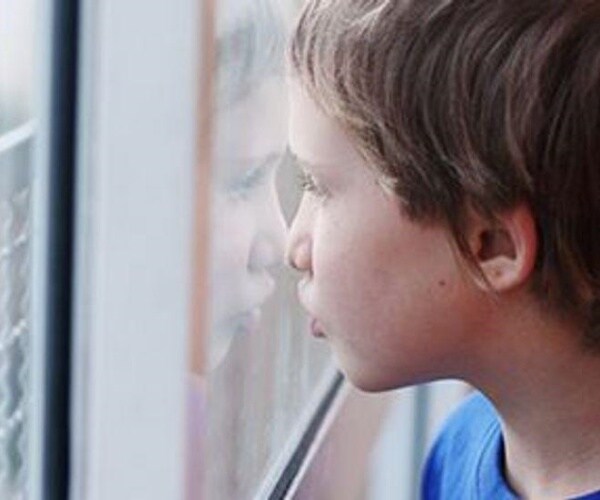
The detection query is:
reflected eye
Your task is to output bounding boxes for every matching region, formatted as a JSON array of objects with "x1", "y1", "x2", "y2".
[
  {"x1": 224, "y1": 153, "x2": 283, "y2": 202},
  {"x1": 227, "y1": 165, "x2": 269, "y2": 201},
  {"x1": 297, "y1": 171, "x2": 328, "y2": 199}
]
